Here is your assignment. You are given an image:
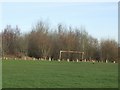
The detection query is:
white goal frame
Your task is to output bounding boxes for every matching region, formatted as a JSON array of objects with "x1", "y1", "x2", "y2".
[{"x1": 59, "y1": 50, "x2": 84, "y2": 61}]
